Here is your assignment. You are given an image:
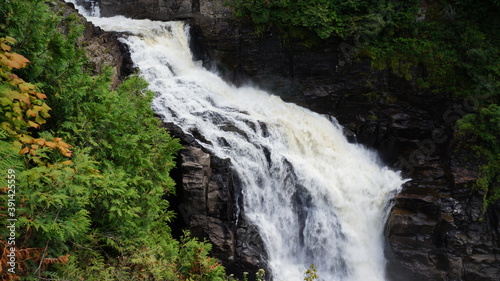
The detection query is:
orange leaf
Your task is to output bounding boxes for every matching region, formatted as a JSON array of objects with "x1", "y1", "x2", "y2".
[
  {"x1": 45, "y1": 141, "x2": 57, "y2": 148},
  {"x1": 1, "y1": 43, "x2": 11, "y2": 52},
  {"x1": 26, "y1": 109, "x2": 37, "y2": 117},
  {"x1": 13, "y1": 92, "x2": 30, "y2": 105},
  {"x1": 61, "y1": 150, "x2": 73, "y2": 157},
  {"x1": 5, "y1": 59, "x2": 21, "y2": 69},
  {"x1": 7, "y1": 53, "x2": 29, "y2": 69},
  {"x1": 31, "y1": 144, "x2": 39, "y2": 150},
  {"x1": 19, "y1": 83, "x2": 35, "y2": 92},
  {"x1": 7, "y1": 73, "x2": 19, "y2": 80},
  {"x1": 35, "y1": 92, "x2": 47, "y2": 99},
  {"x1": 57, "y1": 145, "x2": 73, "y2": 157},
  {"x1": 33, "y1": 138, "x2": 46, "y2": 145},
  {"x1": 19, "y1": 147, "x2": 29, "y2": 154}
]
